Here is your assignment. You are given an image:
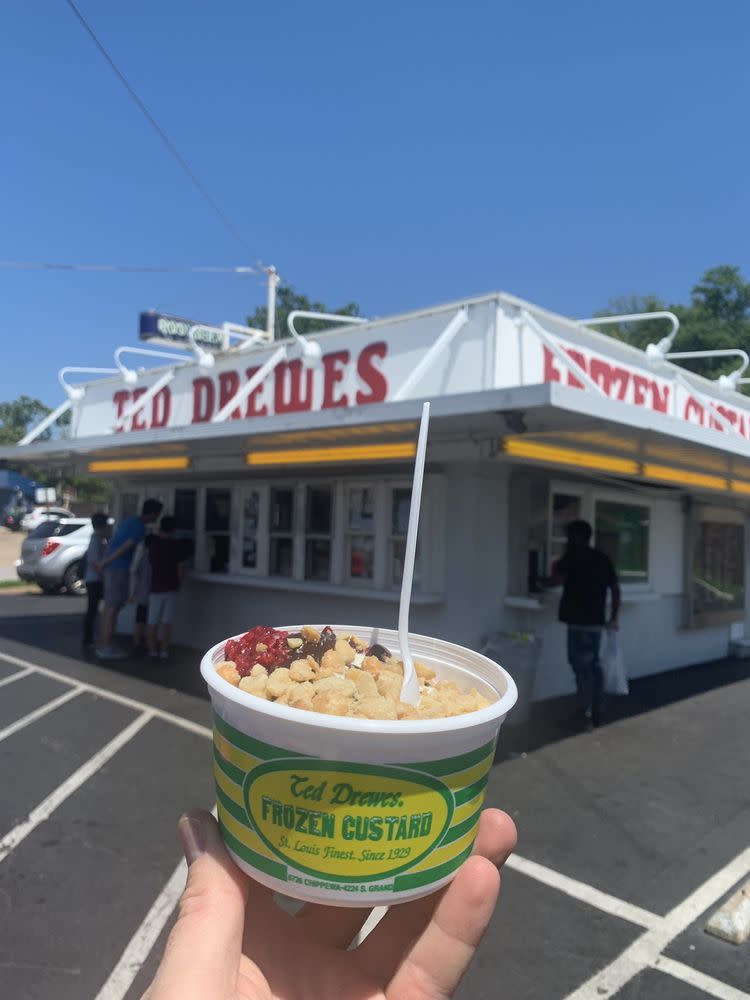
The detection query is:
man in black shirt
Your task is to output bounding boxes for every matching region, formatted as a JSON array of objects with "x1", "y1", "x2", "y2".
[{"x1": 547, "y1": 519, "x2": 620, "y2": 729}]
